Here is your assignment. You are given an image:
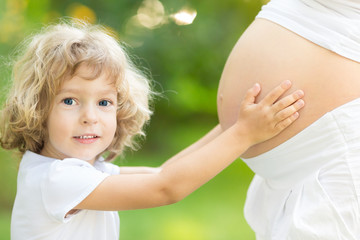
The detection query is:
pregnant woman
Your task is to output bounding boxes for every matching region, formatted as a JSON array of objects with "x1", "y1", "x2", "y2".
[{"x1": 217, "y1": 0, "x2": 360, "y2": 239}]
